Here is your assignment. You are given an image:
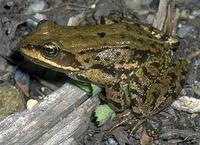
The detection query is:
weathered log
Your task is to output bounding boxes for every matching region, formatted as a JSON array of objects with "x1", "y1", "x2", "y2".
[{"x1": 0, "y1": 83, "x2": 100, "y2": 145}]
